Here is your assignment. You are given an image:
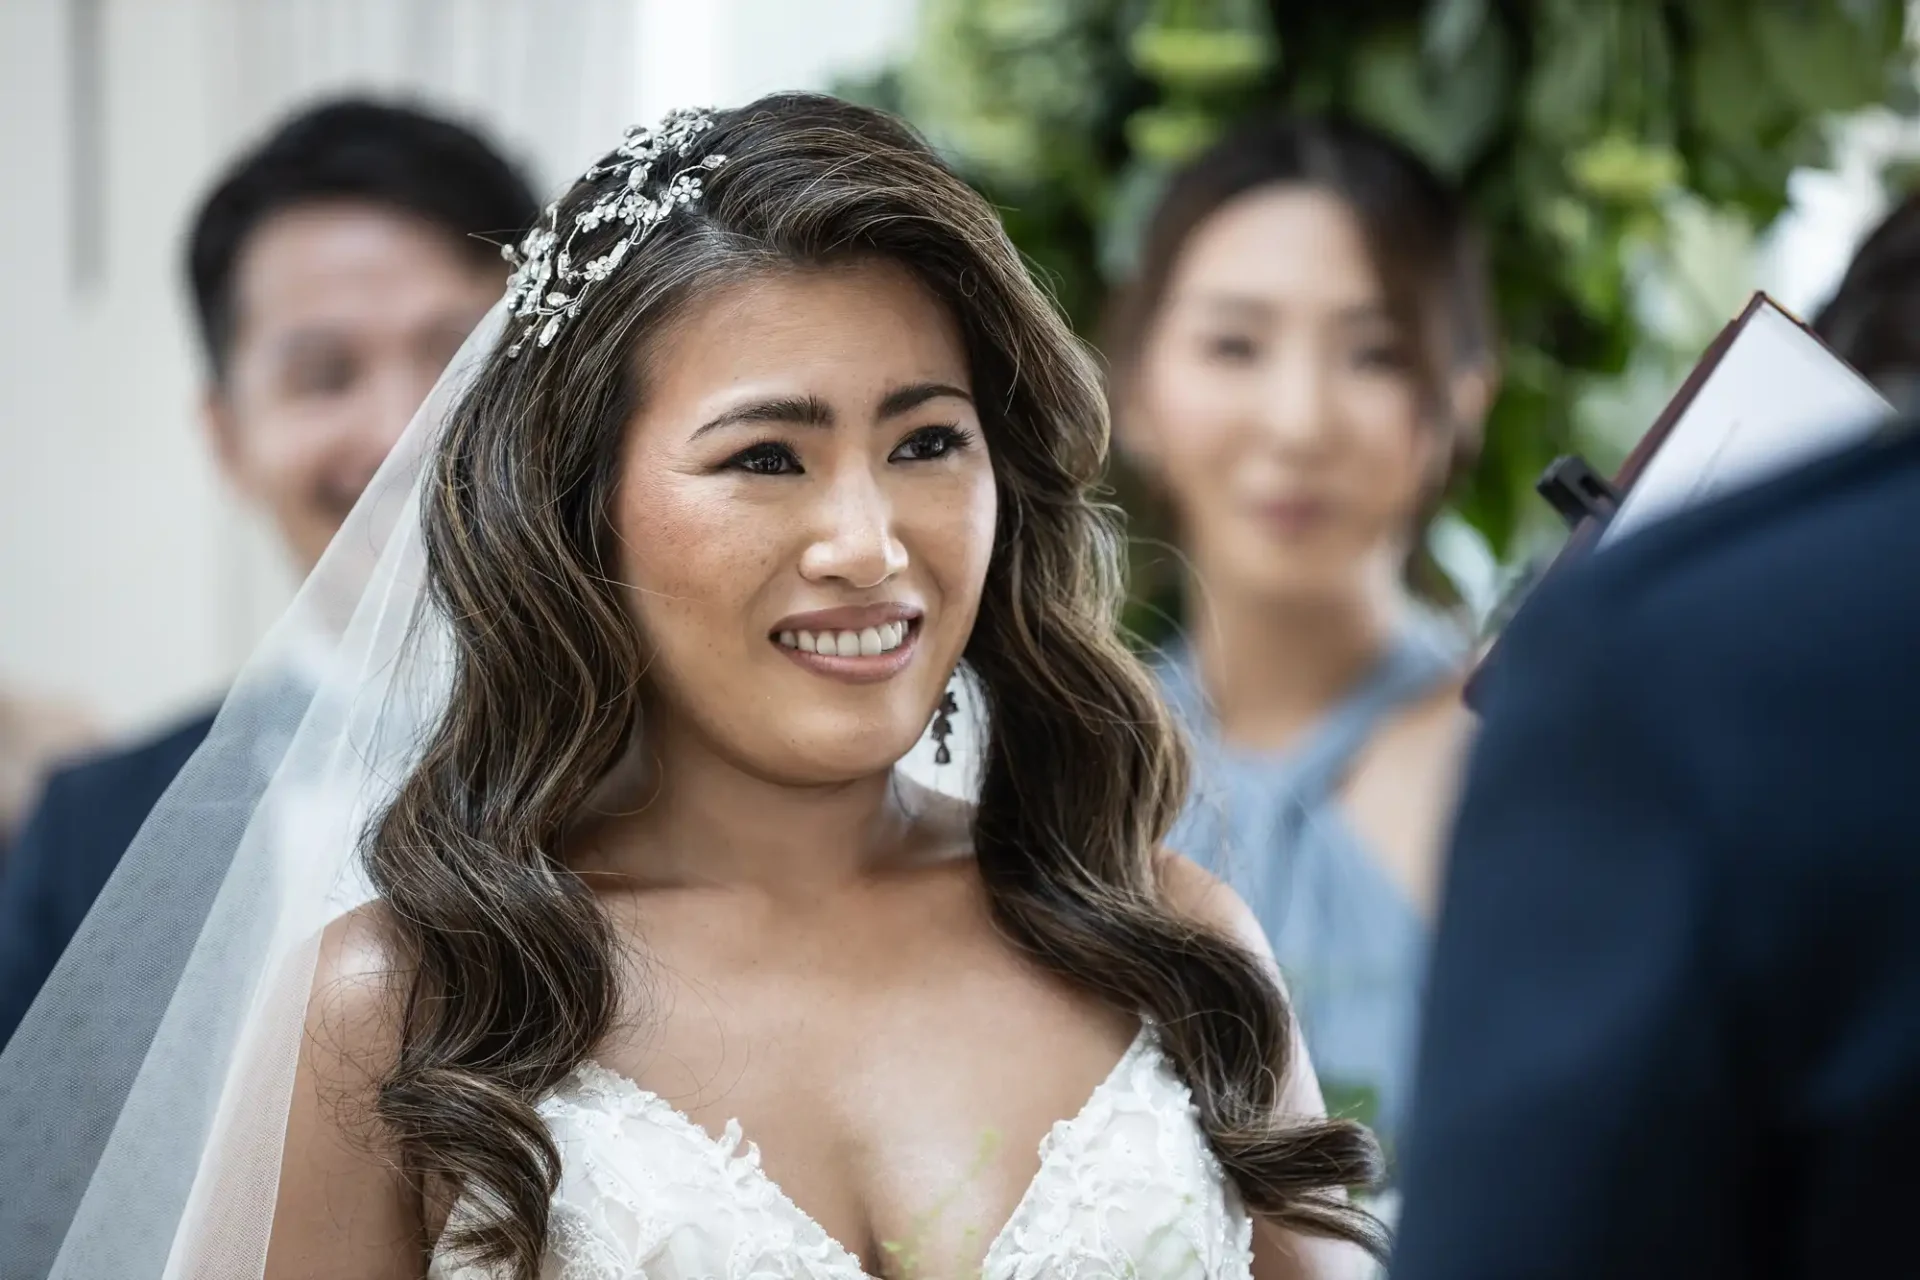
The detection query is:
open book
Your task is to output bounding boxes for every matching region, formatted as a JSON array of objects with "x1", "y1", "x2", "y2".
[
  {"x1": 1467, "y1": 293, "x2": 1893, "y2": 705},
  {"x1": 1597, "y1": 293, "x2": 1891, "y2": 546}
]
